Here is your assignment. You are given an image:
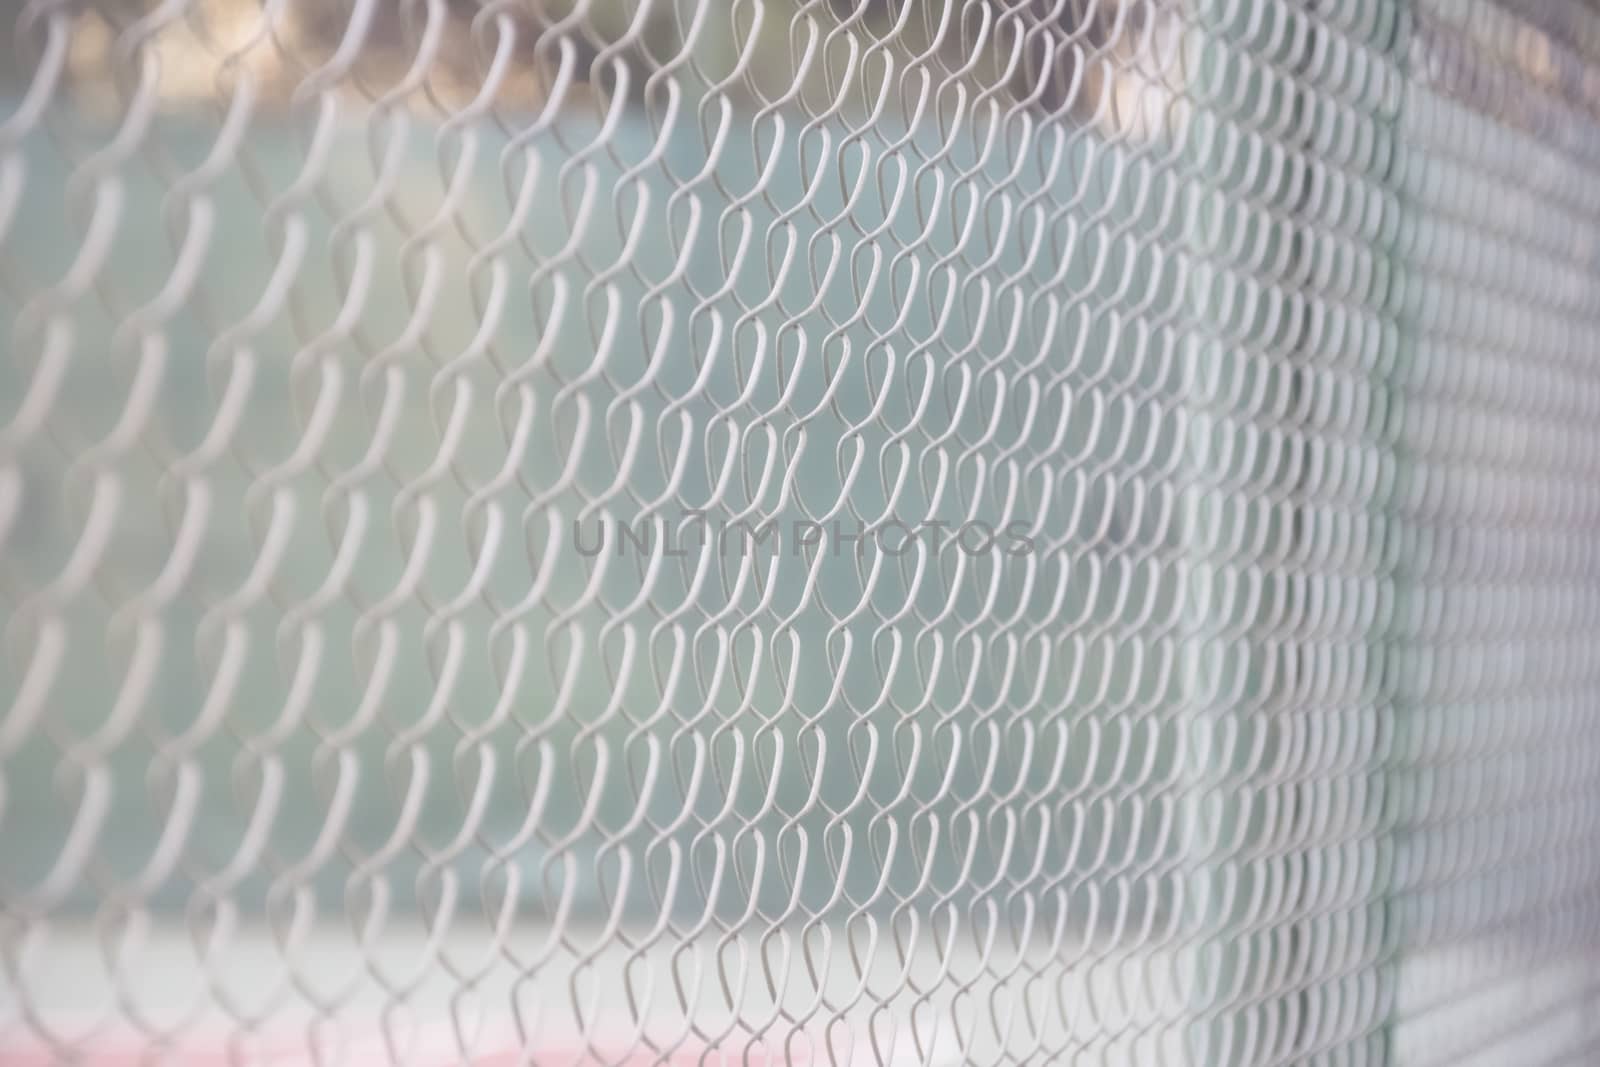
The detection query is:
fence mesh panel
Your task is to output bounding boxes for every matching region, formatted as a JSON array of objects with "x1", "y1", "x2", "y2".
[{"x1": 3, "y1": 0, "x2": 1600, "y2": 1064}]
